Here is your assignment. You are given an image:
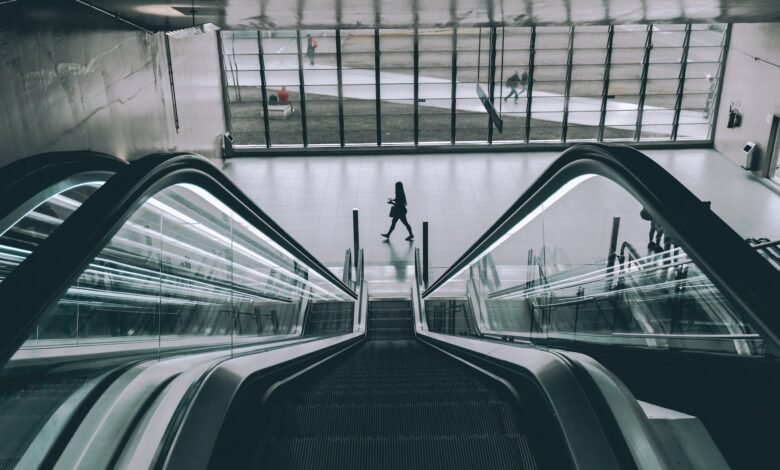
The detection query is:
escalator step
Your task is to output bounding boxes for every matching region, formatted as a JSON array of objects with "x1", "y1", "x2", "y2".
[
  {"x1": 256, "y1": 434, "x2": 537, "y2": 470},
  {"x1": 271, "y1": 401, "x2": 520, "y2": 438},
  {"x1": 290, "y1": 388, "x2": 501, "y2": 405}
]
